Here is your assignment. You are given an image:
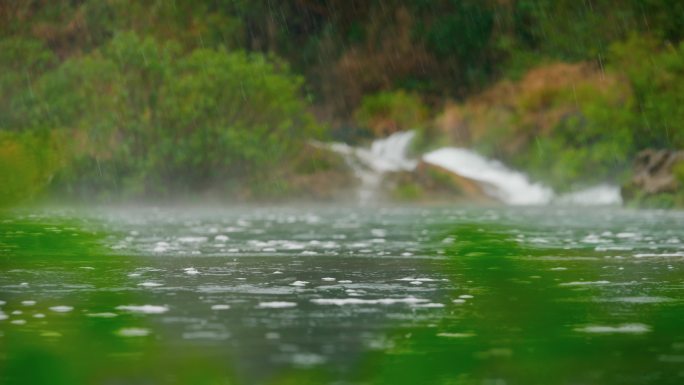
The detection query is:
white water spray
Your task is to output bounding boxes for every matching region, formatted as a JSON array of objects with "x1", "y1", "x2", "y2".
[
  {"x1": 326, "y1": 132, "x2": 622, "y2": 206},
  {"x1": 422, "y1": 148, "x2": 554, "y2": 205},
  {"x1": 327, "y1": 131, "x2": 417, "y2": 203}
]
